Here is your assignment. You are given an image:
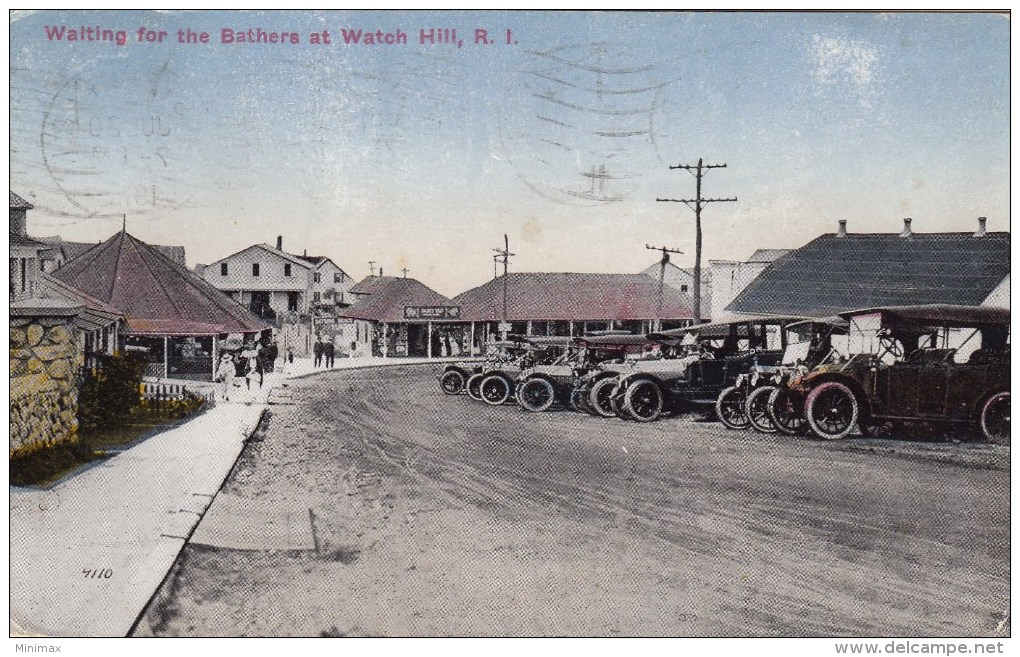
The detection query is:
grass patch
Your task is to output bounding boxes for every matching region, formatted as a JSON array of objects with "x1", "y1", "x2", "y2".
[
  {"x1": 9, "y1": 442, "x2": 110, "y2": 488},
  {"x1": 12, "y1": 398, "x2": 210, "y2": 488}
]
